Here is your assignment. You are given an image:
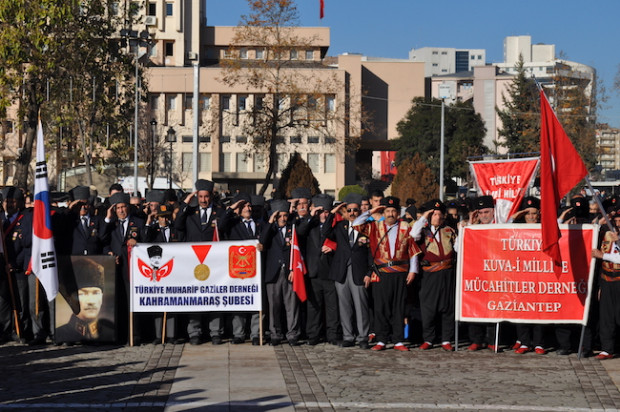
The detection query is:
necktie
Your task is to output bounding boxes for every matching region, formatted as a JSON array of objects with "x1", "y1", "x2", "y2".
[
  {"x1": 82, "y1": 217, "x2": 88, "y2": 234},
  {"x1": 201, "y1": 208, "x2": 208, "y2": 225},
  {"x1": 119, "y1": 219, "x2": 126, "y2": 237},
  {"x1": 349, "y1": 228, "x2": 355, "y2": 247},
  {"x1": 163, "y1": 226, "x2": 169, "y2": 242},
  {"x1": 245, "y1": 220, "x2": 254, "y2": 237}
]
